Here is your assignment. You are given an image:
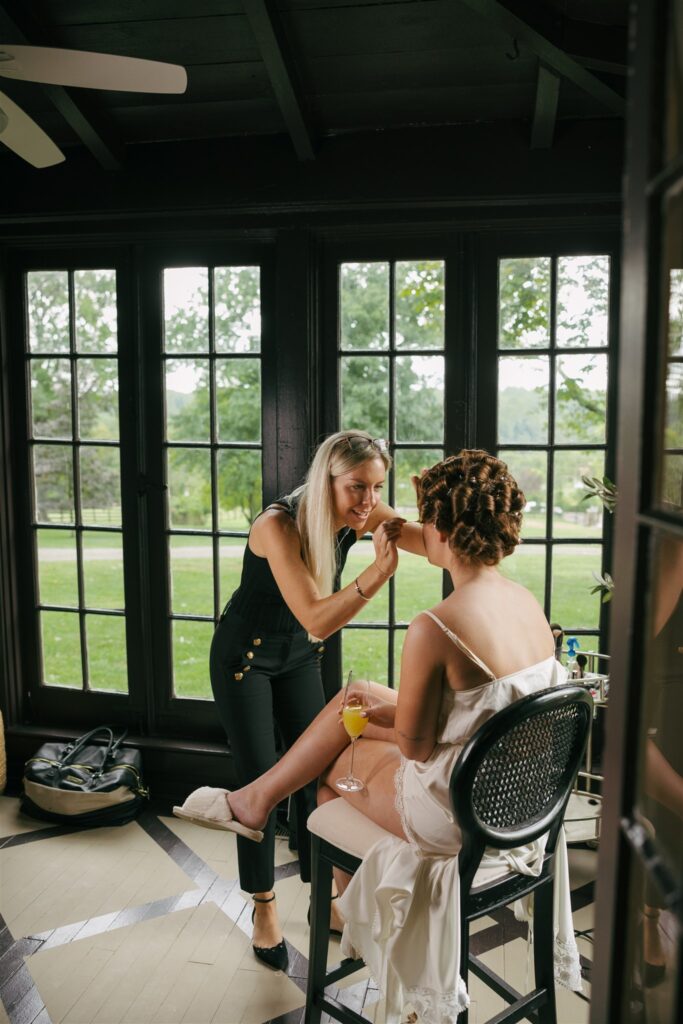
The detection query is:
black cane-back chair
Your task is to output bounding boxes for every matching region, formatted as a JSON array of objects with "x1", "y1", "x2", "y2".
[{"x1": 305, "y1": 685, "x2": 593, "y2": 1024}]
